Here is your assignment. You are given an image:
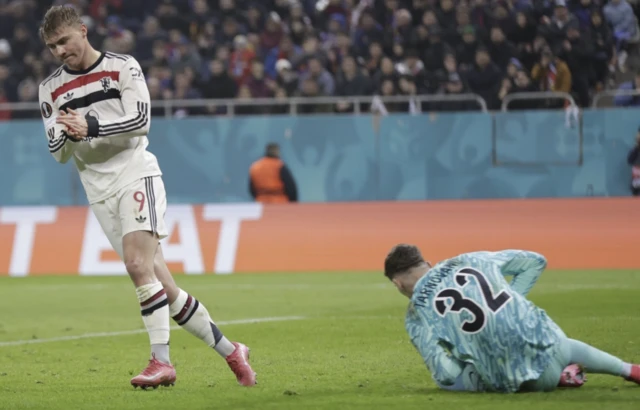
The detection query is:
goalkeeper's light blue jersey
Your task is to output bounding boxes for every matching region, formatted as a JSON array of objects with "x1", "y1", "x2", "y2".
[{"x1": 405, "y1": 250, "x2": 565, "y2": 393}]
